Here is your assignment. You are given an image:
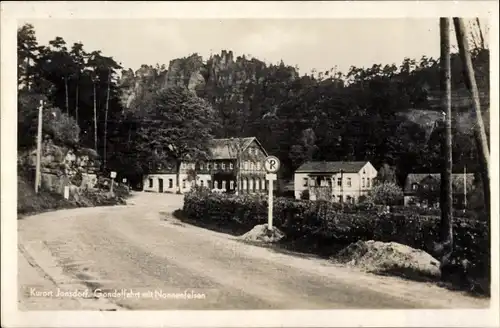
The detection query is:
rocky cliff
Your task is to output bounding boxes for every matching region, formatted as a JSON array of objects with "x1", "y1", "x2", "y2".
[
  {"x1": 18, "y1": 138, "x2": 101, "y2": 195},
  {"x1": 118, "y1": 50, "x2": 298, "y2": 110}
]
